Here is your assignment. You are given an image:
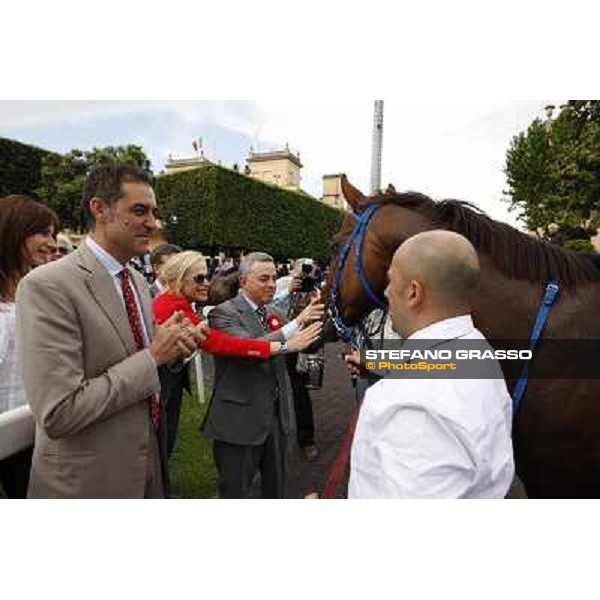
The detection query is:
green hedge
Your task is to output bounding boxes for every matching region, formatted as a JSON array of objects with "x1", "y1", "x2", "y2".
[
  {"x1": 0, "y1": 137, "x2": 58, "y2": 198},
  {"x1": 155, "y1": 166, "x2": 343, "y2": 259}
]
